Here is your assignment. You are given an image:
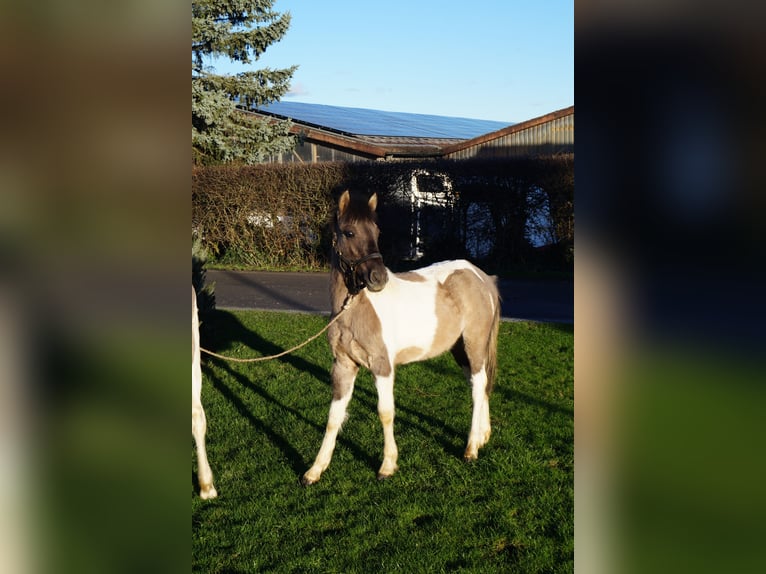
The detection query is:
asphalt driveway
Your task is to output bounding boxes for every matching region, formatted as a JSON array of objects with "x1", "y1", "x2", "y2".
[{"x1": 206, "y1": 270, "x2": 572, "y2": 324}]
